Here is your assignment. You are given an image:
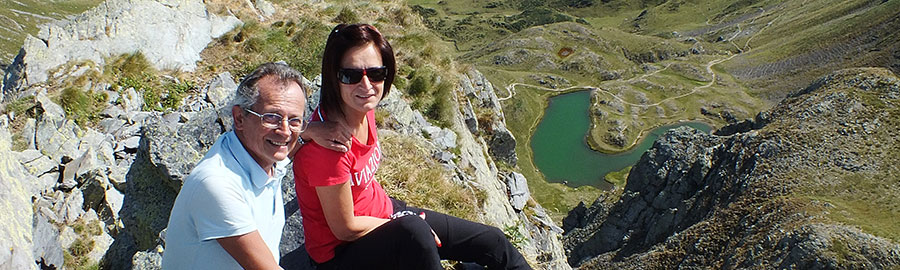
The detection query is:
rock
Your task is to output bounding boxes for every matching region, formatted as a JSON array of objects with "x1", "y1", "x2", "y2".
[
  {"x1": 206, "y1": 72, "x2": 237, "y2": 108},
  {"x1": 433, "y1": 151, "x2": 456, "y2": 164},
  {"x1": 57, "y1": 226, "x2": 77, "y2": 254},
  {"x1": 142, "y1": 109, "x2": 221, "y2": 184},
  {"x1": 18, "y1": 149, "x2": 57, "y2": 180},
  {"x1": 131, "y1": 248, "x2": 163, "y2": 270},
  {"x1": 35, "y1": 93, "x2": 84, "y2": 162},
  {"x1": 562, "y1": 201, "x2": 587, "y2": 233},
  {"x1": 205, "y1": 71, "x2": 237, "y2": 129},
  {"x1": 99, "y1": 118, "x2": 127, "y2": 135},
  {"x1": 21, "y1": 117, "x2": 36, "y2": 150},
  {"x1": 61, "y1": 147, "x2": 104, "y2": 189},
  {"x1": 488, "y1": 128, "x2": 517, "y2": 166},
  {"x1": 0, "y1": 124, "x2": 37, "y2": 270},
  {"x1": 461, "y1": 99, "x2": 478, "y2": 134},
  {"x1": 122, "y1": 136, "x2": 142, "y2": 151},
  {"x1": 255, "y1": 0, "x2": 276, "y2": 18},
  {"x1": 35, "y1": 91, "x2": 65, "y2": 123},
  {"x1": 32, "y1": 213, "x2": 63, "y2": 270},
  {"x1": 377, "y1": 89, "x2": 429, "y2": 135},
  {"x1": 122, "y1": 88, "x2": 144, "y2": 112},
  {"x1": 58, "y1": 189, "x2": 86, "y2": 224},
  {"x1": 506, "y1": 172, "x2": 530, "y2": 211},
  {"x1": 104, "y1": 187, "x2": 125, "y2": 222},
  {"x1": 279, "y1": 171, "x2": 316, "y2": 270},
  {"x1": 424, "y1": 126, "x2": 457, "y2": 150},
  {"x1": 101, "y1": 105, "x2": 124, "y2": 119},
  {"x1": 6, "y1": 0, "x2": 241, "y2": 89},
  {"x1": 2, "y1": 48, "x2": 26, "y2": 103}
]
